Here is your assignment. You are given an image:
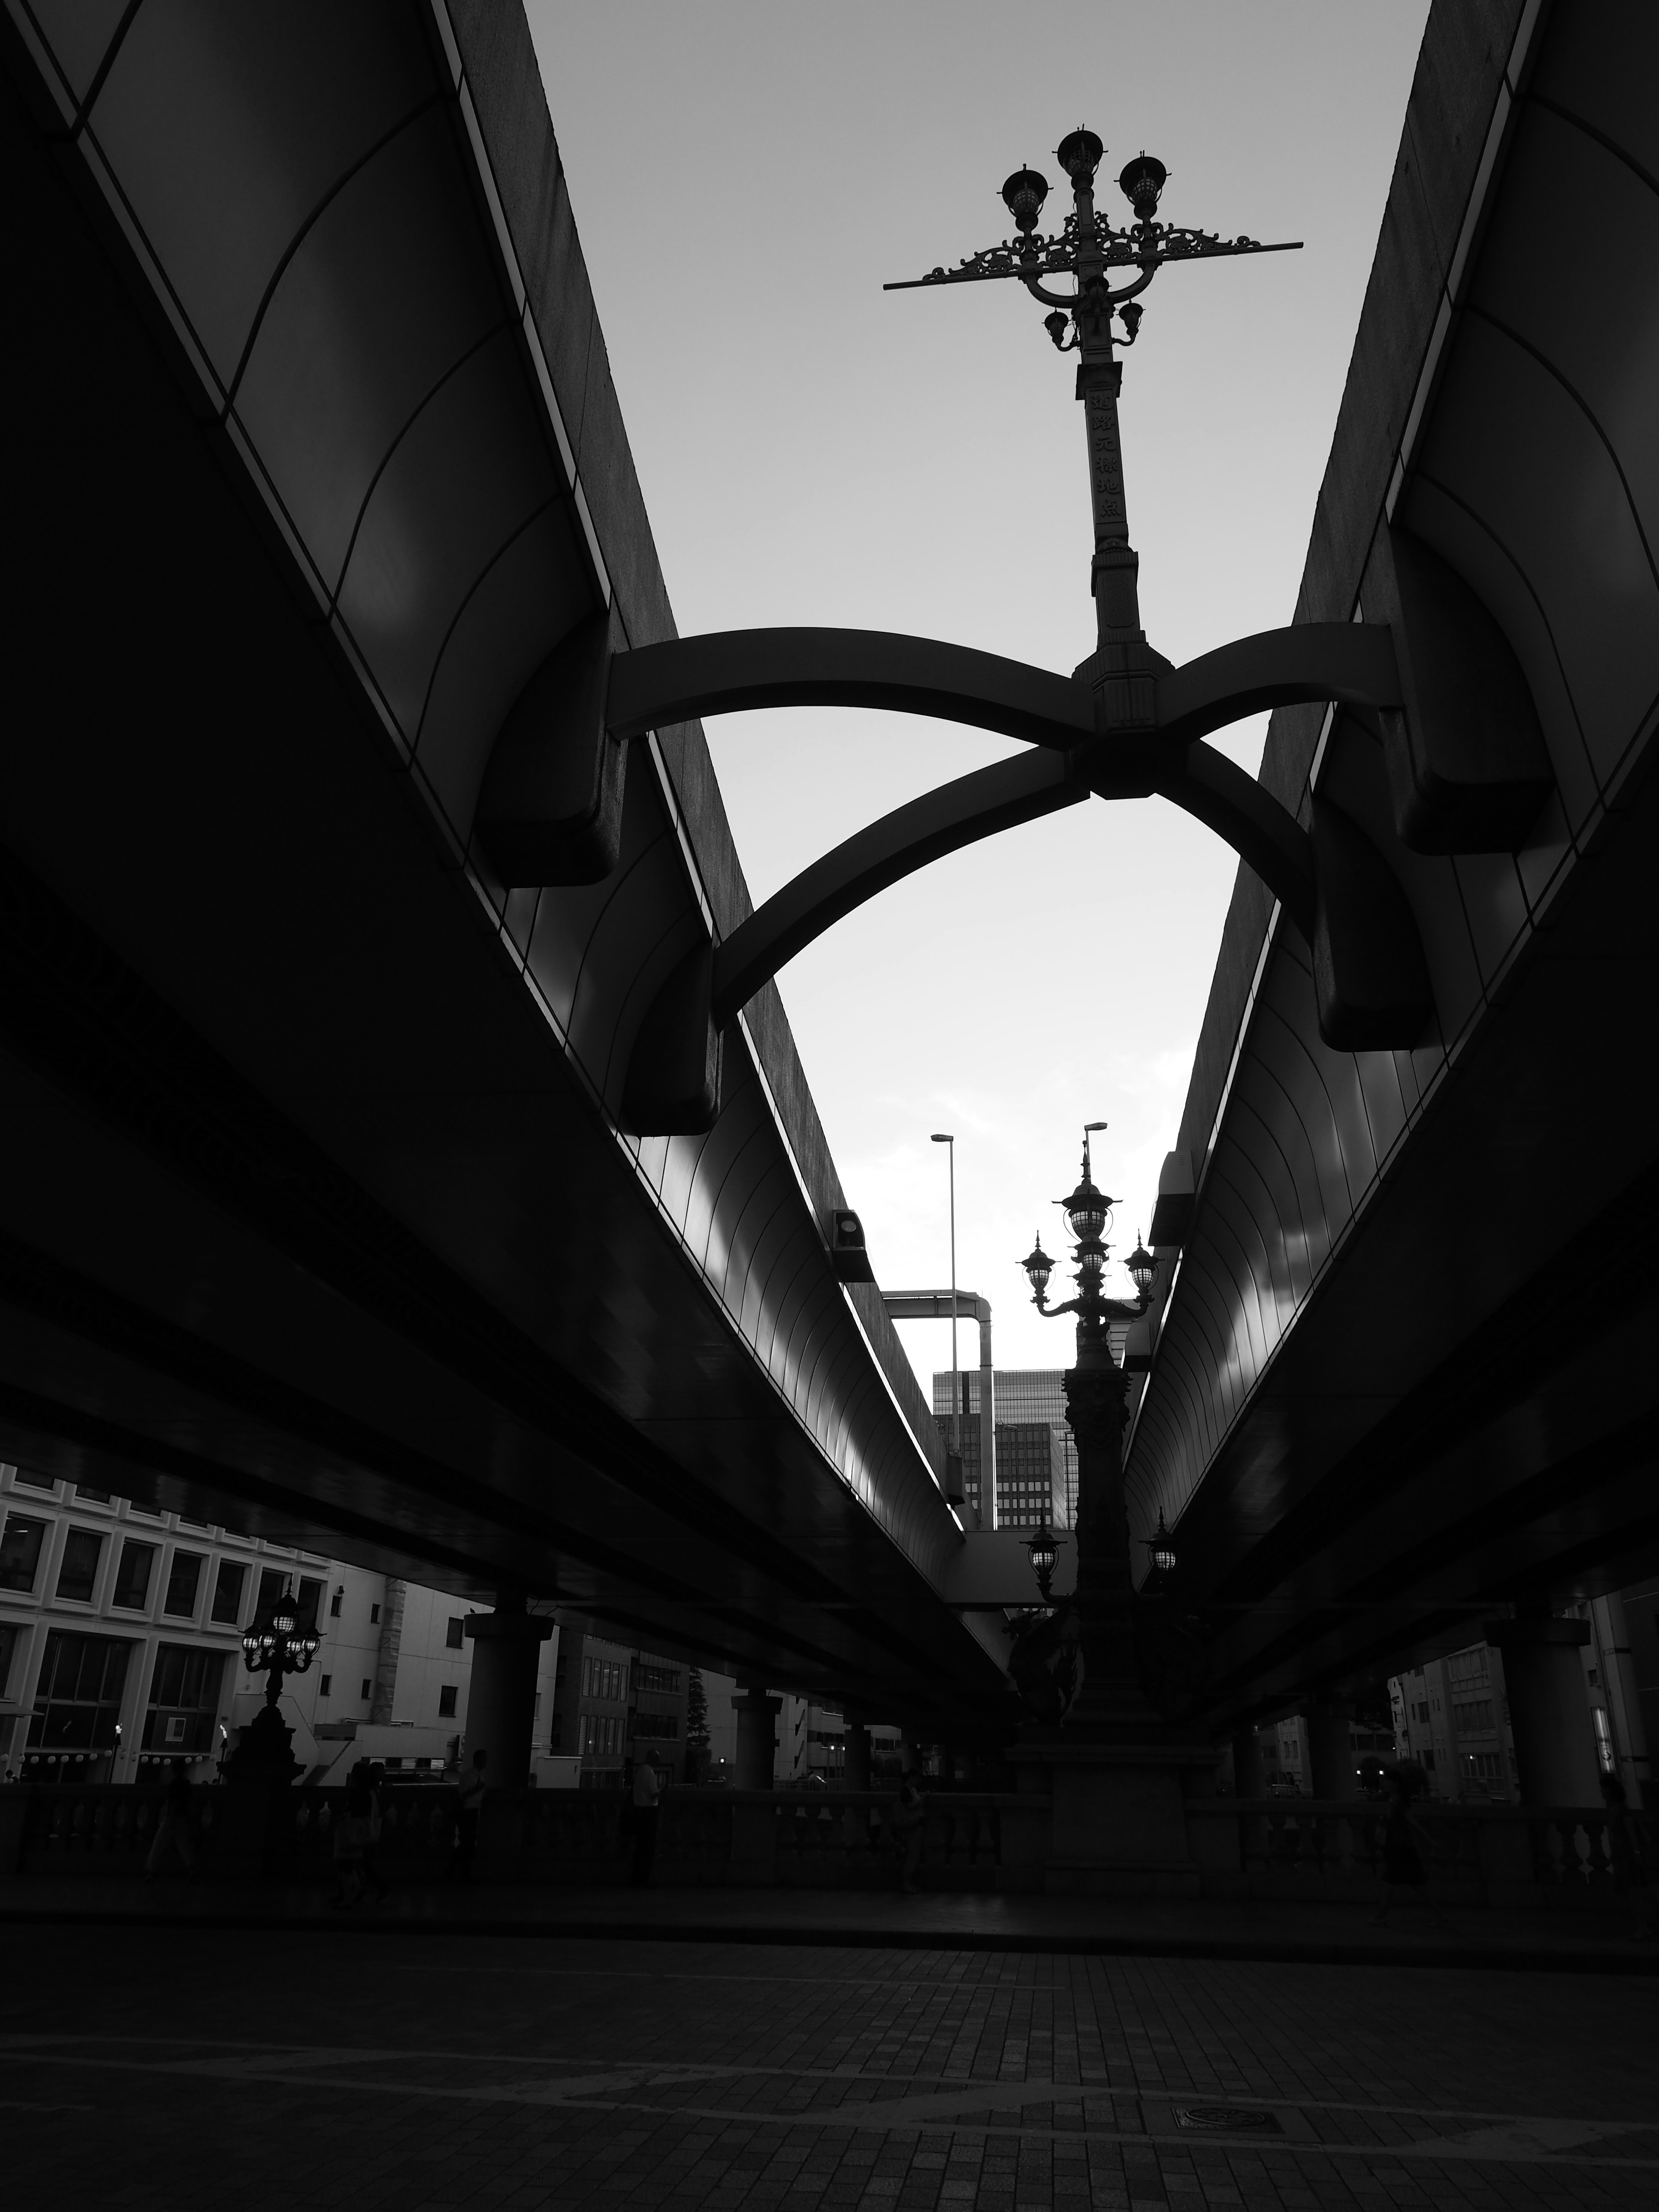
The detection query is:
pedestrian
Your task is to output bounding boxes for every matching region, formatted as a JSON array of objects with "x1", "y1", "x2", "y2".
[
  {"x1": 360, "y1": 1761, "x2": 391, "y2": 1902},
  {"x1": 894, "y1": 1767, "x2": 926, "y2": 1895},
  {"x1": 331, "y1": 1761, "x2": 373, "y2": 1909},
  {"x1": 1598, "y1": 1772, "x2": 1657, "y2": 1939},
  {"x1": 630, "y1": 1754, "x2": 663, "y2": 1887},
  {"x1": 1370, "y1": 1764, "x2": 1450, "y2": 1929},
  {"x1": 450, "y1": 1747, "x2": 487, "y2": 1881},
  {"x1": 143, "y1": 1758, "x2": 199, "y2": 1879}
]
